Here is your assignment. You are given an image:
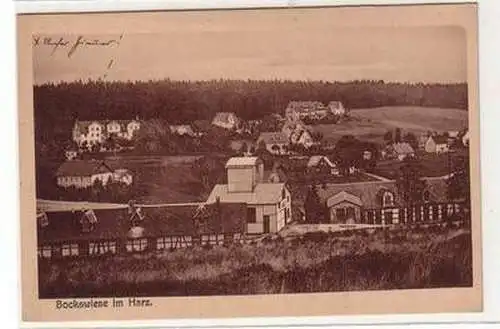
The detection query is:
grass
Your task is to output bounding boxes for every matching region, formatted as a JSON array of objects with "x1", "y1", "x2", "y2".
[
  {"x1": 315, "y1": 106, "x2": 468, "y2": 144},
  {"x1": 38, "y1": 225, "x2": 472, "y2": 298}
]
